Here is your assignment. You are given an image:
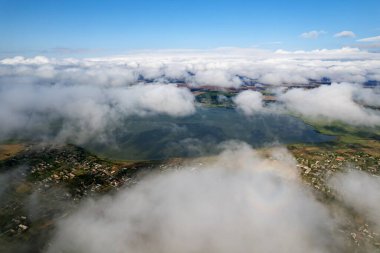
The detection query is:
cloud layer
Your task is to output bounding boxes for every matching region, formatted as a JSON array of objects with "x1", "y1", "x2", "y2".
[{"x1": 1, "y1": 47, "x2": 380, "y2": 89}]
